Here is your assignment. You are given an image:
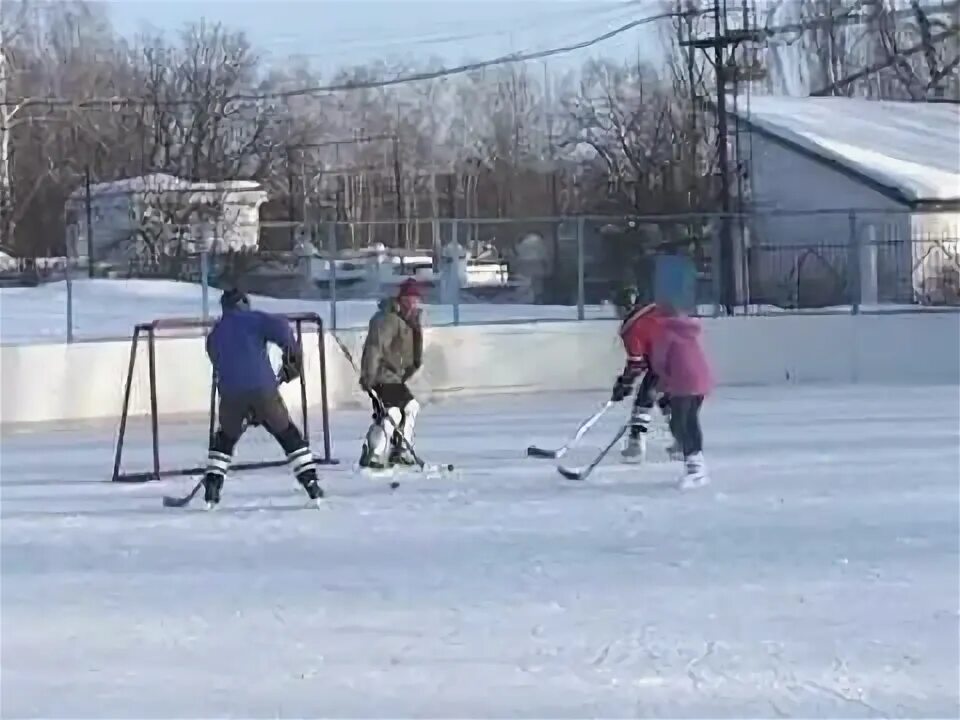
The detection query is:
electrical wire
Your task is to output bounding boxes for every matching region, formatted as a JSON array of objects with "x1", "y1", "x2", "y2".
[
  {"x1": 1, "y1": 8, "x2": 695, "y2": 110},
  {"x1": 280, "y1": 0, "x2": 652, "y2": 55}
]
